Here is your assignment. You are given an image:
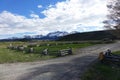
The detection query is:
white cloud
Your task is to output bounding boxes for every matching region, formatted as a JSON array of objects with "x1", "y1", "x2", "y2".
[
  {"x1": 0, "y1": 11, "x2": 43, "y2": 35},
  {"x1": 37, "y1": 5, "x2": 43, "y2": 8},
  {"x1": 41, "y1": 0, "x2": 107, "y2": 32},
  {"x1": 0, "y1": 0, "x2": 108, "y2": 38},
  {"x1": 30, "y1": 14, "x2": 39, "y2": 18}
]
